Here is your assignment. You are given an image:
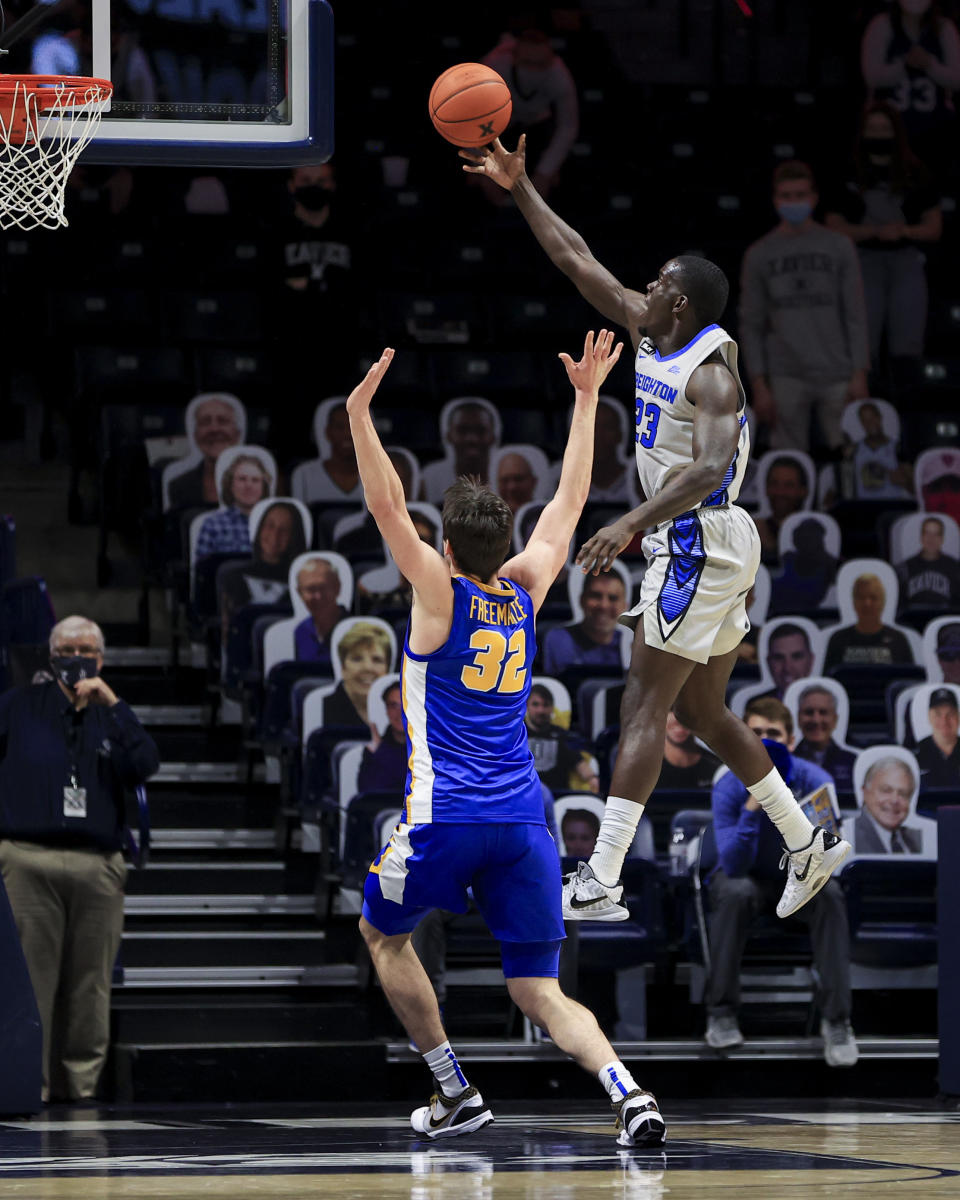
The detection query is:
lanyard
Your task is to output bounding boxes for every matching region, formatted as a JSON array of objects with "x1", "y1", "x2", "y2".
[{"x1": 62, "y1": 706, "x2": 85, "y2": 790}]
